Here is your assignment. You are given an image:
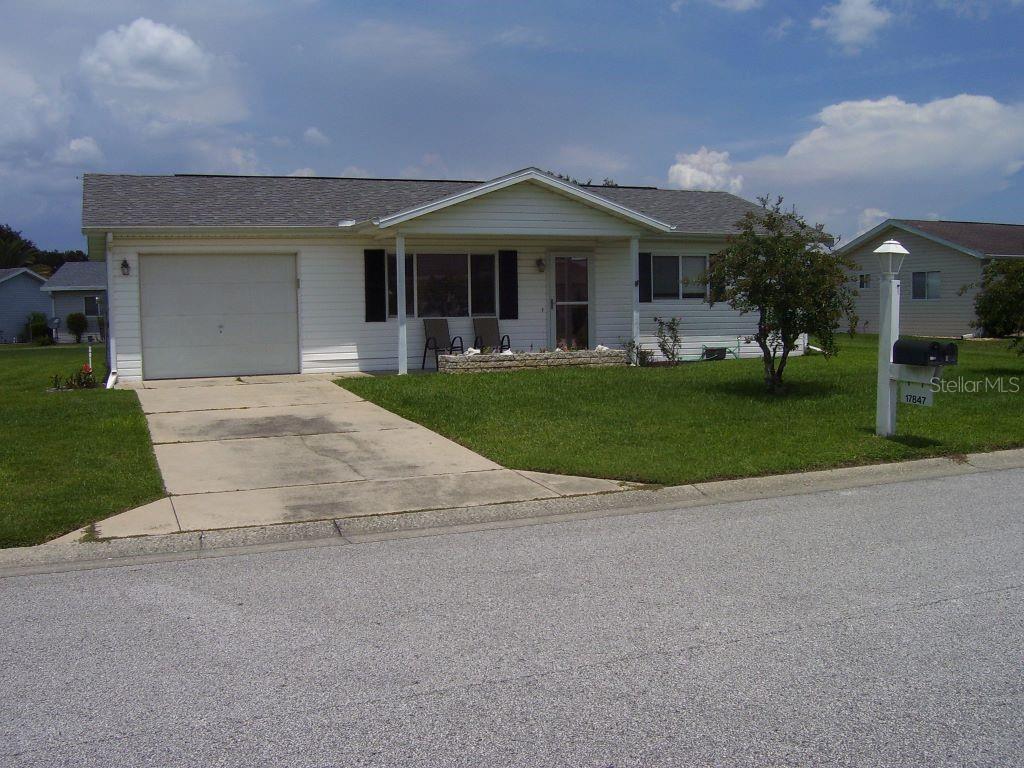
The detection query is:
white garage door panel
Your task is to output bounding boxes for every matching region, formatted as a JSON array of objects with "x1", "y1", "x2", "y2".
[{"x1": 140, "y1": 254, "x2": 299, "y2": 379}]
